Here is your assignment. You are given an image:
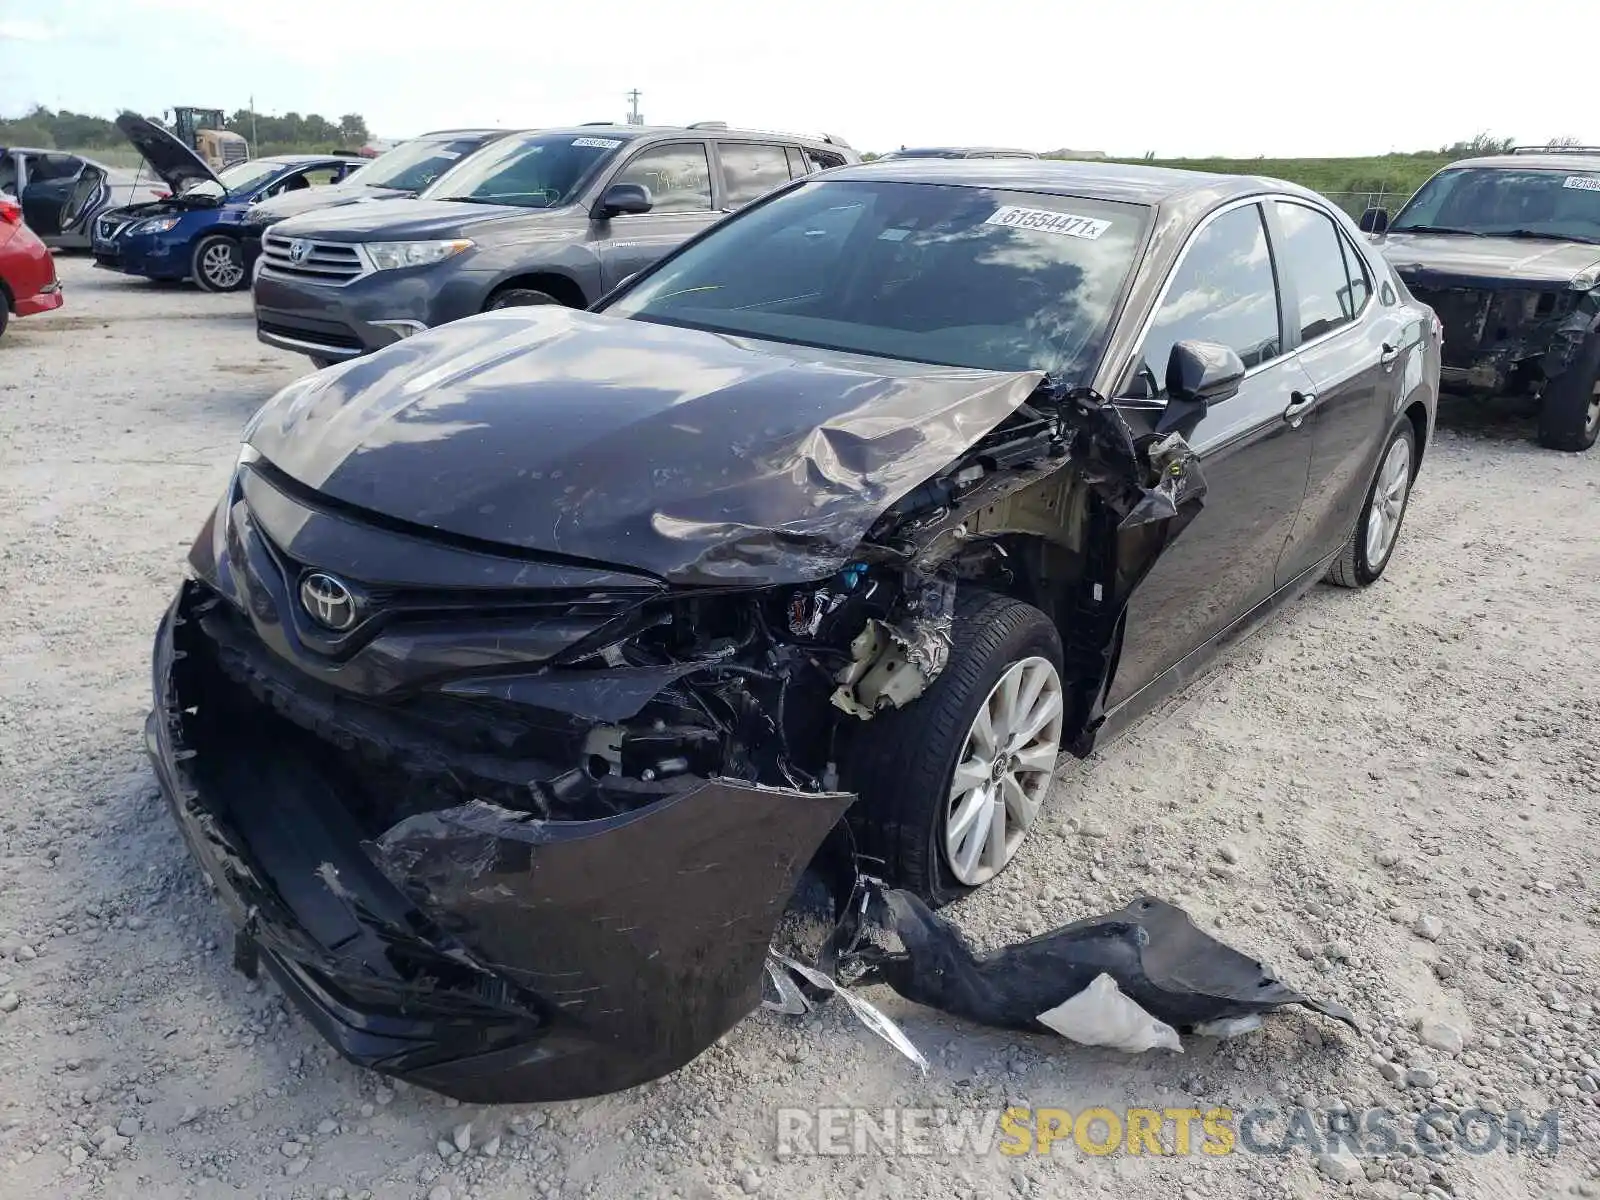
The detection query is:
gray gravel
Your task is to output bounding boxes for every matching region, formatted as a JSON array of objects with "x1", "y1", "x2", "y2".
[{"x1": 1, "y1": 257, "x2": 1598, "y2": 1199}]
